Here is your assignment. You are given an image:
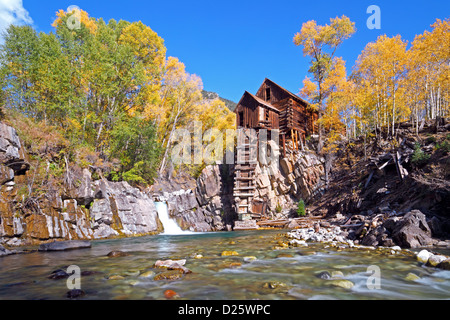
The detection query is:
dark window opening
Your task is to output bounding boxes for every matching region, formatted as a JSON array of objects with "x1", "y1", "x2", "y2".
[
  {"x1": 239, "y1": 111, "x2": 244, "y2": 127},
  {"x1": 265, "y1": 88, "x2": 271, "y2": 101},
  {"x1": 265, "y1": 109, "x2": 269, "y2": 122}
]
